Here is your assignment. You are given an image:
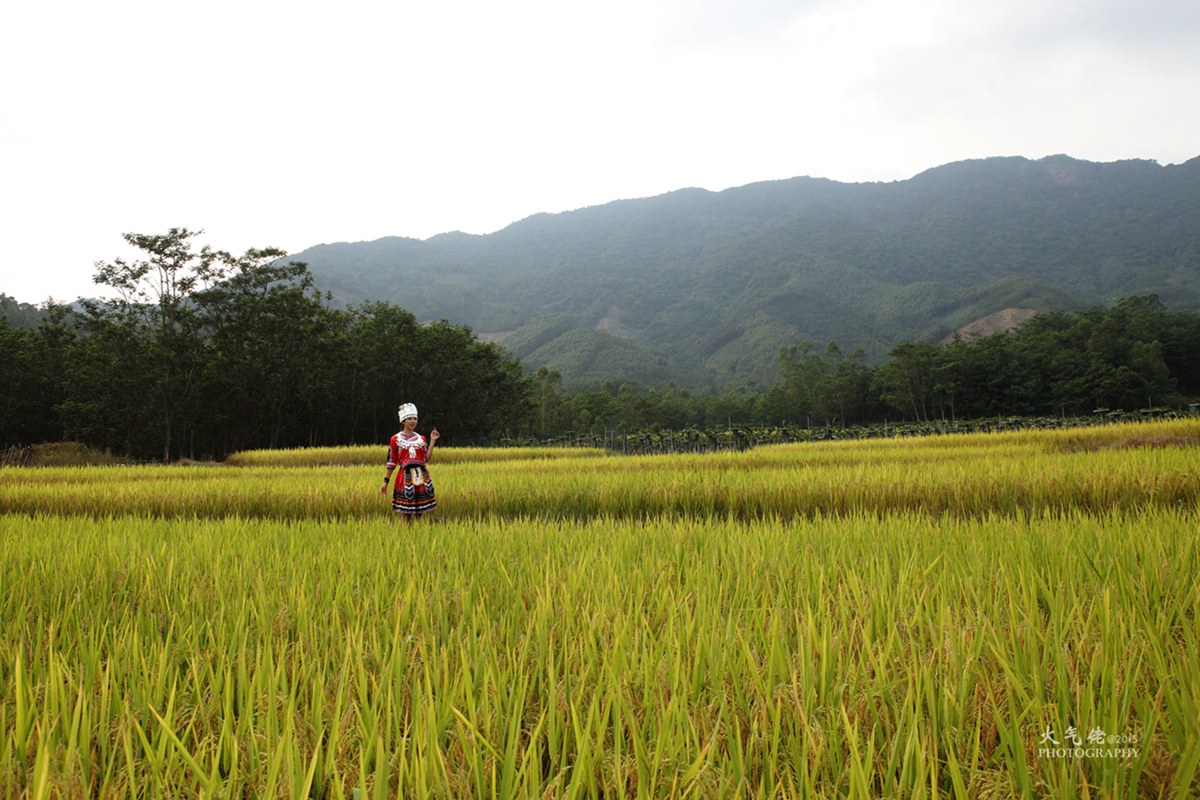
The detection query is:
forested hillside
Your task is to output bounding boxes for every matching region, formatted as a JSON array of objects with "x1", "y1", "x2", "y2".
[
  {"x1": 296, "y1": 154, "x2": 1200, "y2": 389},
  {"x1": 4, "y1": 221, "x2": 1196, "y2": 456}
]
